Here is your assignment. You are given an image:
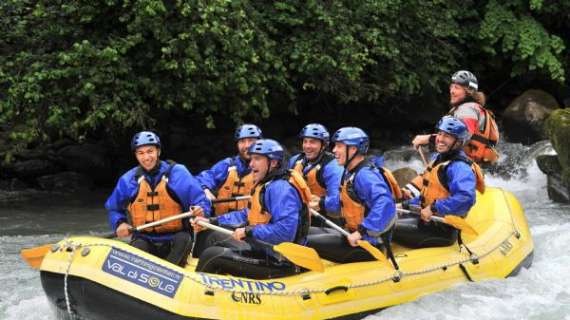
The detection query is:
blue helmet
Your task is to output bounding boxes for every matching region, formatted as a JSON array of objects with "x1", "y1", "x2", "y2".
[
  {"x1": 332, "y1": 127, "x2": 369, "y2": 154},
  {"x1": 234, "y1": 124, "x2": 262, "y2": 141},
  {"x1": 299, "y1": 123, "x2": 330, "y2": 144},
  {"x1": 131, "y1": 131, "x2": 161, "y2": 151},
  {"x1": 436, "y1": 116, "x2": 471, "y2": 145},
  {"x1": 248, "y1": 139, "x2": 284, "y2": 161},
  {"x1": 451, "y1": 70, "x2": 478, "y2": 91}
]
